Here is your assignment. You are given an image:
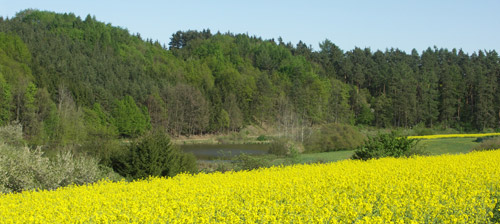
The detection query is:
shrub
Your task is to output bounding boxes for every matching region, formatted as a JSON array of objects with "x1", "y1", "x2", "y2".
[
  {"x1": 233, "y1": 154, "x2": 269, "y2": 171},
  {"x1": 0, "y1": 123, "x2": 25, "y2": 147},
  {"x1": 352, "y1": 132, "x2": 421, "y2": 160},
  {"x1": 268, "y1": 137, "x2": 304, "y2": 156},
  {"x1": 411, "y1": 122, "x2": 435, "y2": 136},
  {"x1": 281, "y1": 147, "x2": 301, "y2": 165},
  {"x1": 0, "y1": 124, "x2": 116, "y2": 193},
  {"x1": 414, "y1": 128, "x2": 434, "y2": 136},
  {"x1": 214, "y1": 161, "x2": 233, "y2": 173},
  {"x1": 0, "y1": 143, "x2": 111, "y2": 193},
  {"x1": 268, "y1": 138, "x2": 289, "y2": 156},
  {"x1": 111, "y1": 130, "x2": 197, "y2": 180},
  {"x1": 80, "y1": 104, "x2": 122, "y2": 166},
  {"x1": 77, "y1": 138, "x2": 123, "y2": 167},
  {"x1": 304, "y1": 123, "x2": 365, "y2": 152},
  {"x1": 256, "y1": 135, "x2": 268, "y2": 141},
  {"x1": 472, "y1": 137, "x2": 500, "y2": 151}
]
